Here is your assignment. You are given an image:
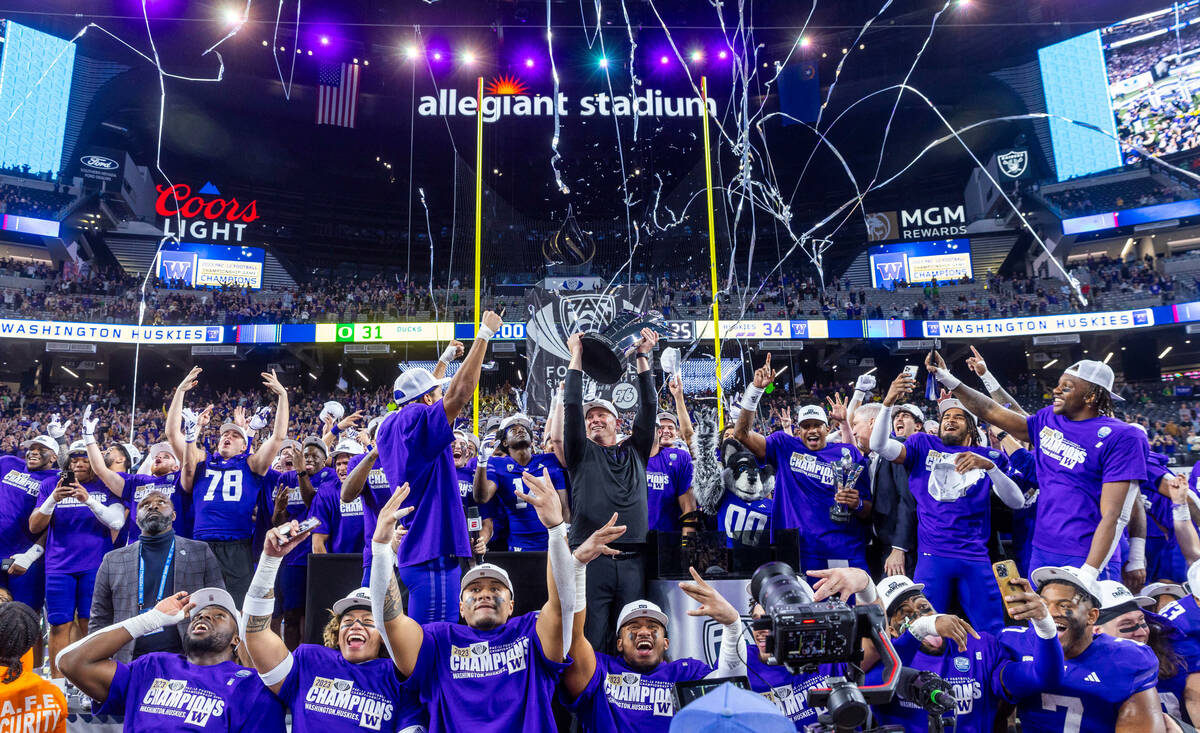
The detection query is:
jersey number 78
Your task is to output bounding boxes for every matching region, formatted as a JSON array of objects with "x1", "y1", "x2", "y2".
[{"x1": 202, "y1": 471, "x2": 244, "y2": 502}]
